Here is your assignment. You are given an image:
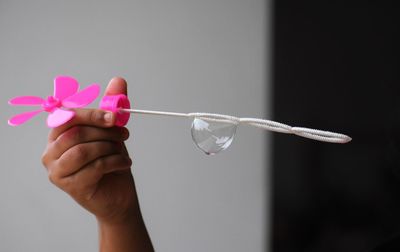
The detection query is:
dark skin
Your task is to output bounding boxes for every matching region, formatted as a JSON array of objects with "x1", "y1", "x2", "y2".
[{"x1": 41, "y1": 77, "x2": 154, "y2": 252}]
